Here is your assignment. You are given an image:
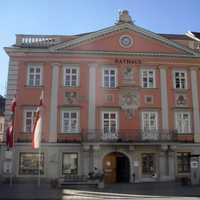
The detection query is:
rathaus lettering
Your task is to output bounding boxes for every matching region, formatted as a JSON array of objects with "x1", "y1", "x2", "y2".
[{"x1": 115, "y1": 58, "x2": 142, "y2": 65}]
